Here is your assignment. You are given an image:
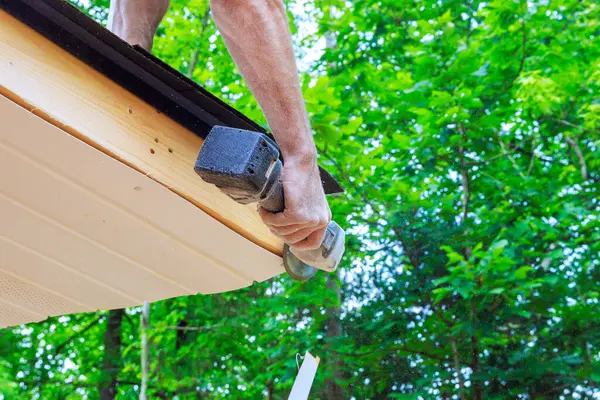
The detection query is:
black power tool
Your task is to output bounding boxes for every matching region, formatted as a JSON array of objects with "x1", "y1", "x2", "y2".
[{"x1": 194, "y1": 126, "x2": 345, "y2": 280}]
